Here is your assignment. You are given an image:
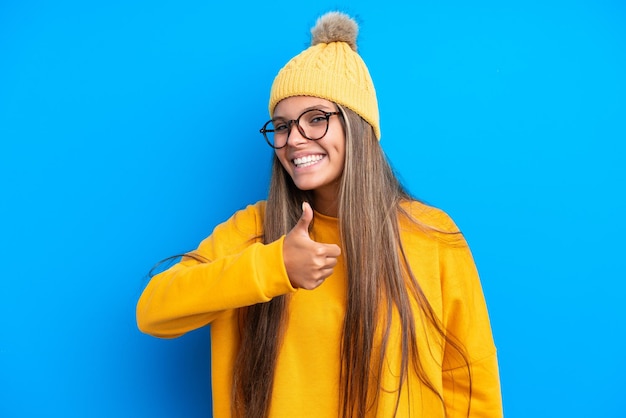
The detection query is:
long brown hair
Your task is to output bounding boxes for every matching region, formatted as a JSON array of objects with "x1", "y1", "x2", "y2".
[{"x1": 231, "y1": 105, "x2": 471, "y2": 417}]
